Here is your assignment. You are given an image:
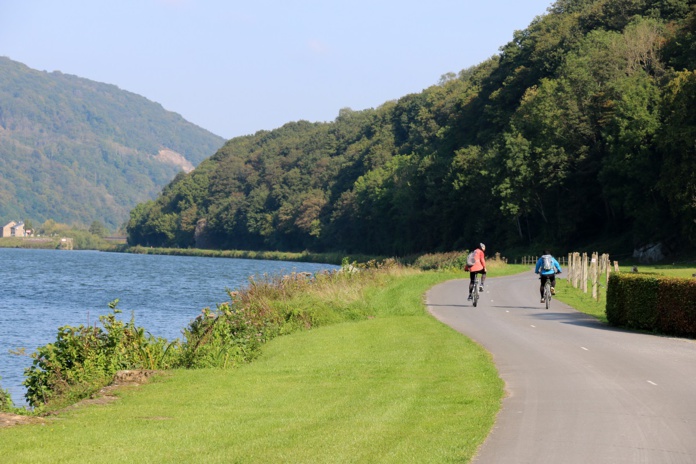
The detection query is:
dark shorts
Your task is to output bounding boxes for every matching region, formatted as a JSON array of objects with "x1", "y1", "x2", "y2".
[
  {"x1": 540, "y1": 273, "x2": 556, "y2": 286},
  {"x1": 470, "y1": 269, "x2": 486, "y2": 282}
]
